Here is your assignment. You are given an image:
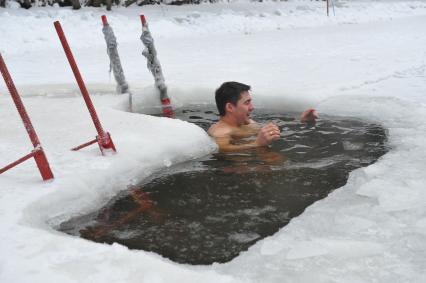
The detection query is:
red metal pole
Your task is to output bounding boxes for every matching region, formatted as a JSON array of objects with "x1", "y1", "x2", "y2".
[
  {"x1": 54, "y1": 21, "x2": 116, "y2": 154},
  {"x1": 140, "y1": 15, "x2": 147, "y2": 26},
  {"x1": 0, "y1": 150, "x2": 36, "y2": 174},
  {"x1": 0, "y1": 53, "x2": 54, "y2": 181},
  {"x1": 101, "y1": 15, "x2": 108, "y2": 26},
  {"x1": 54, "y1": 21, "x2": 105, "y2": 138},
  {"x1": 161, "y1": 98, "x2": 174, "y2": 118},
  {"x1": 71, "y1": 138, "x2": 98, "y2": 151}
]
